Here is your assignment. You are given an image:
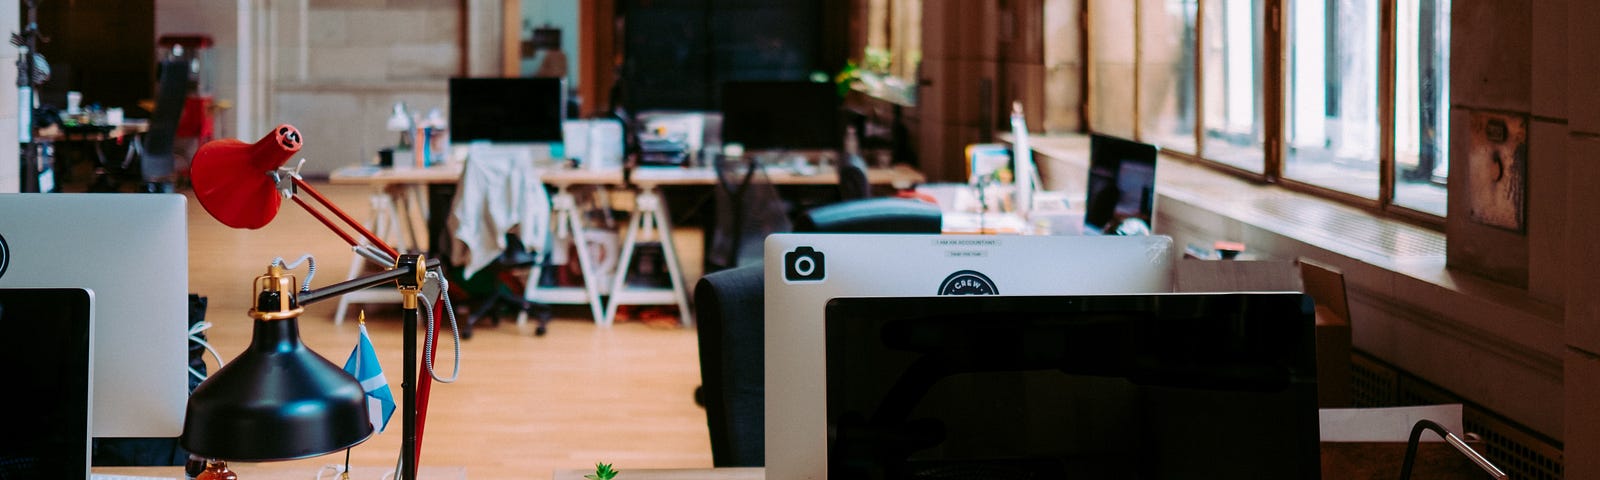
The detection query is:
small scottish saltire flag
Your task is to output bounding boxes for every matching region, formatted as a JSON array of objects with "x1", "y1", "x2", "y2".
[{"x1": 343, "y1": 314, "x2": 396, "y2": 433}]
